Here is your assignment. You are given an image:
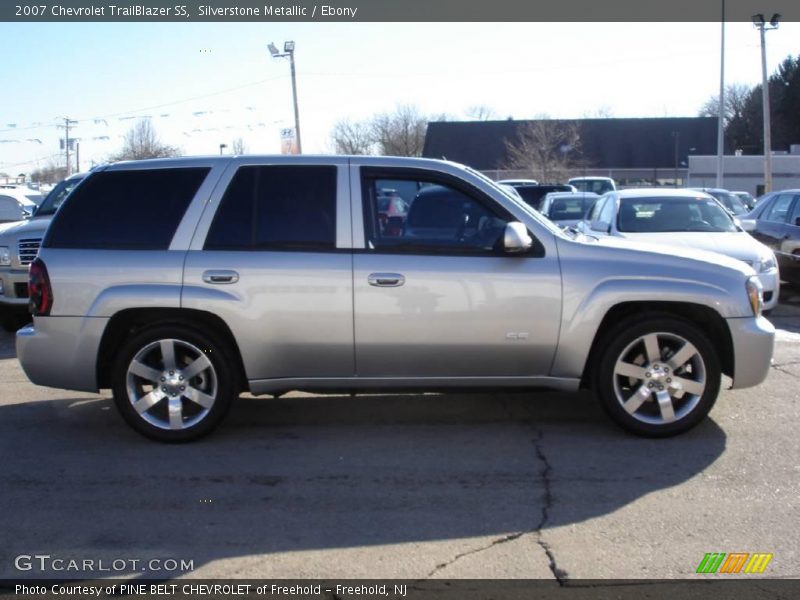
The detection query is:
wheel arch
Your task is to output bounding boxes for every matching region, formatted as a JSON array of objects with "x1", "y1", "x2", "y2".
[
  {"x1": 96, "y1": 307, "x2": 248, "y2": 392},
  {"x1": 579, "y1": 301, "x2": 734, "y2": 388}
]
